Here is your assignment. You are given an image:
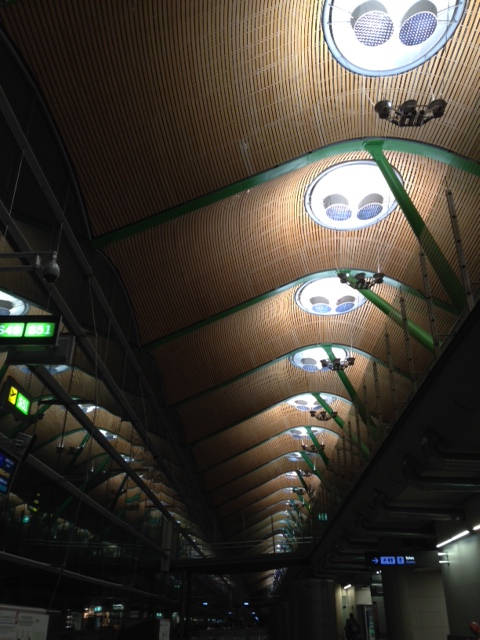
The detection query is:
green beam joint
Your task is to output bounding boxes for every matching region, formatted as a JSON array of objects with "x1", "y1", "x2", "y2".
[
  {"x1": 312, "y1": 391, "x2": 370, "y2": 459},
  {"x1": 323, "y1": 346, "x2": 376, "y2": 439},
  {"x1": 364, "y1": 139, "x2": 466, "y2": 314},
  {"x1": 305, "y1": 426, "x2": 329, "y2": 466},
  {"x1": 300, "y1": 450, "x2": 325, "y2": 486},
  {"x1": 340, "y1": 273, "x2": 435, "y2": 352}
]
